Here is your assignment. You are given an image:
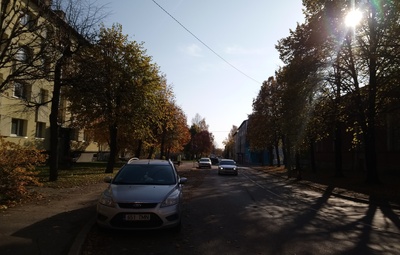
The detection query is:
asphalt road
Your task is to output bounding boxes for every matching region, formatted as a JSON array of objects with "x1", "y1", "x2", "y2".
[{"x1": 81, "y1": 162, "x2": 400, "y2": 255}]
